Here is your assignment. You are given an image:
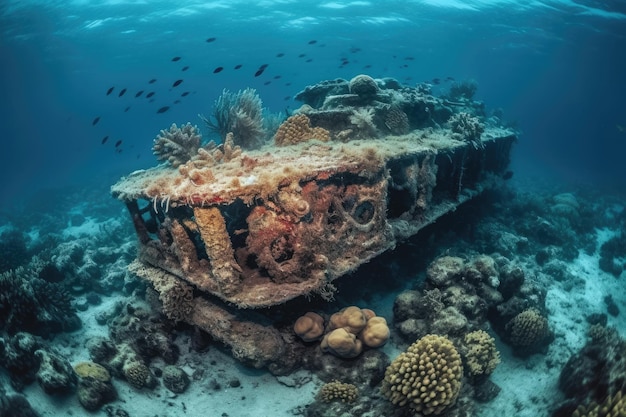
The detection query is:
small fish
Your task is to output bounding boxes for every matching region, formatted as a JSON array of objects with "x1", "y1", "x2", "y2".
[
  {"x1": 172, "y1": 79, "x2": 183, "y2": 87},
  {"x1": 234, "y1": 64, "x2": 243, "y2": 70},
  {"x1": 254, "y1": 67, "x2": 266, "y2": 77},
  {"x1": 182, "y1": 66, "x2": 189, "y2": 71},
  {"x1": 285, "y1": 82, "x2": 291, "y2": 86},
  {"x1": 259, "y1": 63, "x2": 268, "y2": 69},
  {"x1": 135, "y1": 90, "x2": 144, "y2": 98},
  {"x1": 445, "y1": 76, "x2": 455, "y2": 81},
  {"x1": 308, "y1": 40, "x2": 317, "y2": 44},
  {"x1": 349, "y1": 47, "x2": 361, "y2": 53},
  {"x1": 206, "y1": 37, "x2": 216, "y2": 43},
  {"x1": 298, "y1": 53, "x2": 306, "y2": 58},
  {"x1": 106, "y1": 87, "x2": 114, "y2": 95},
  {"x1": 404, "y1": 56, "x2": 415, "y2": 60},
  {"x1": 174, "y1": 99, "x2": 181, "y2": 104},
  {"x1": 101, "y1": 136, "x2": 109, "y2": 144},
  {"x1": 124, "y1": 106, "x2": 130, "y2": 112},
  {"x1": 264, "y1": 81, "x2": 271, "y2": 85},
  {"x1": 273, "y1": 75, "x2": 281, "y2": 79},
  {"x1": 213, "y1": 66, "x2": 223, "y2": 74},
  {"x1": 148, "y1": 79, "x2": 157, "y2": 84},
  {"x1": 181, "y1": 91, "x2": 190, "y2": 97},
  {"x1": 305, "y1": 59, "x2": 313, "y2": 63},
  {"x1": 146, "y1": 92, "x2": 155, "y2": 98},
  {"x1": 172, "y1": 56, "x2": 181, "y2": 62},
  {"x1": 92, "y1": 116, "x2": 101, "y2": 126},
  {"x1": 157, "y1": 106, "x2": 170, "y2": 113},
  {"x1": 431, "y1": 78, "x2": 441, "y2": 85},
  {"x1": 364, "y1": 64, "x2": 372, "y2": 69},
  {"x1": 118, "y1": 88, "x2": 127, "y2": 97},
  {"x1": 115, "y1": 140, "x2": 122, "y2": 147},
  {"x1": 276, "y1": 53, "x2": 284, "y2": 57}
]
